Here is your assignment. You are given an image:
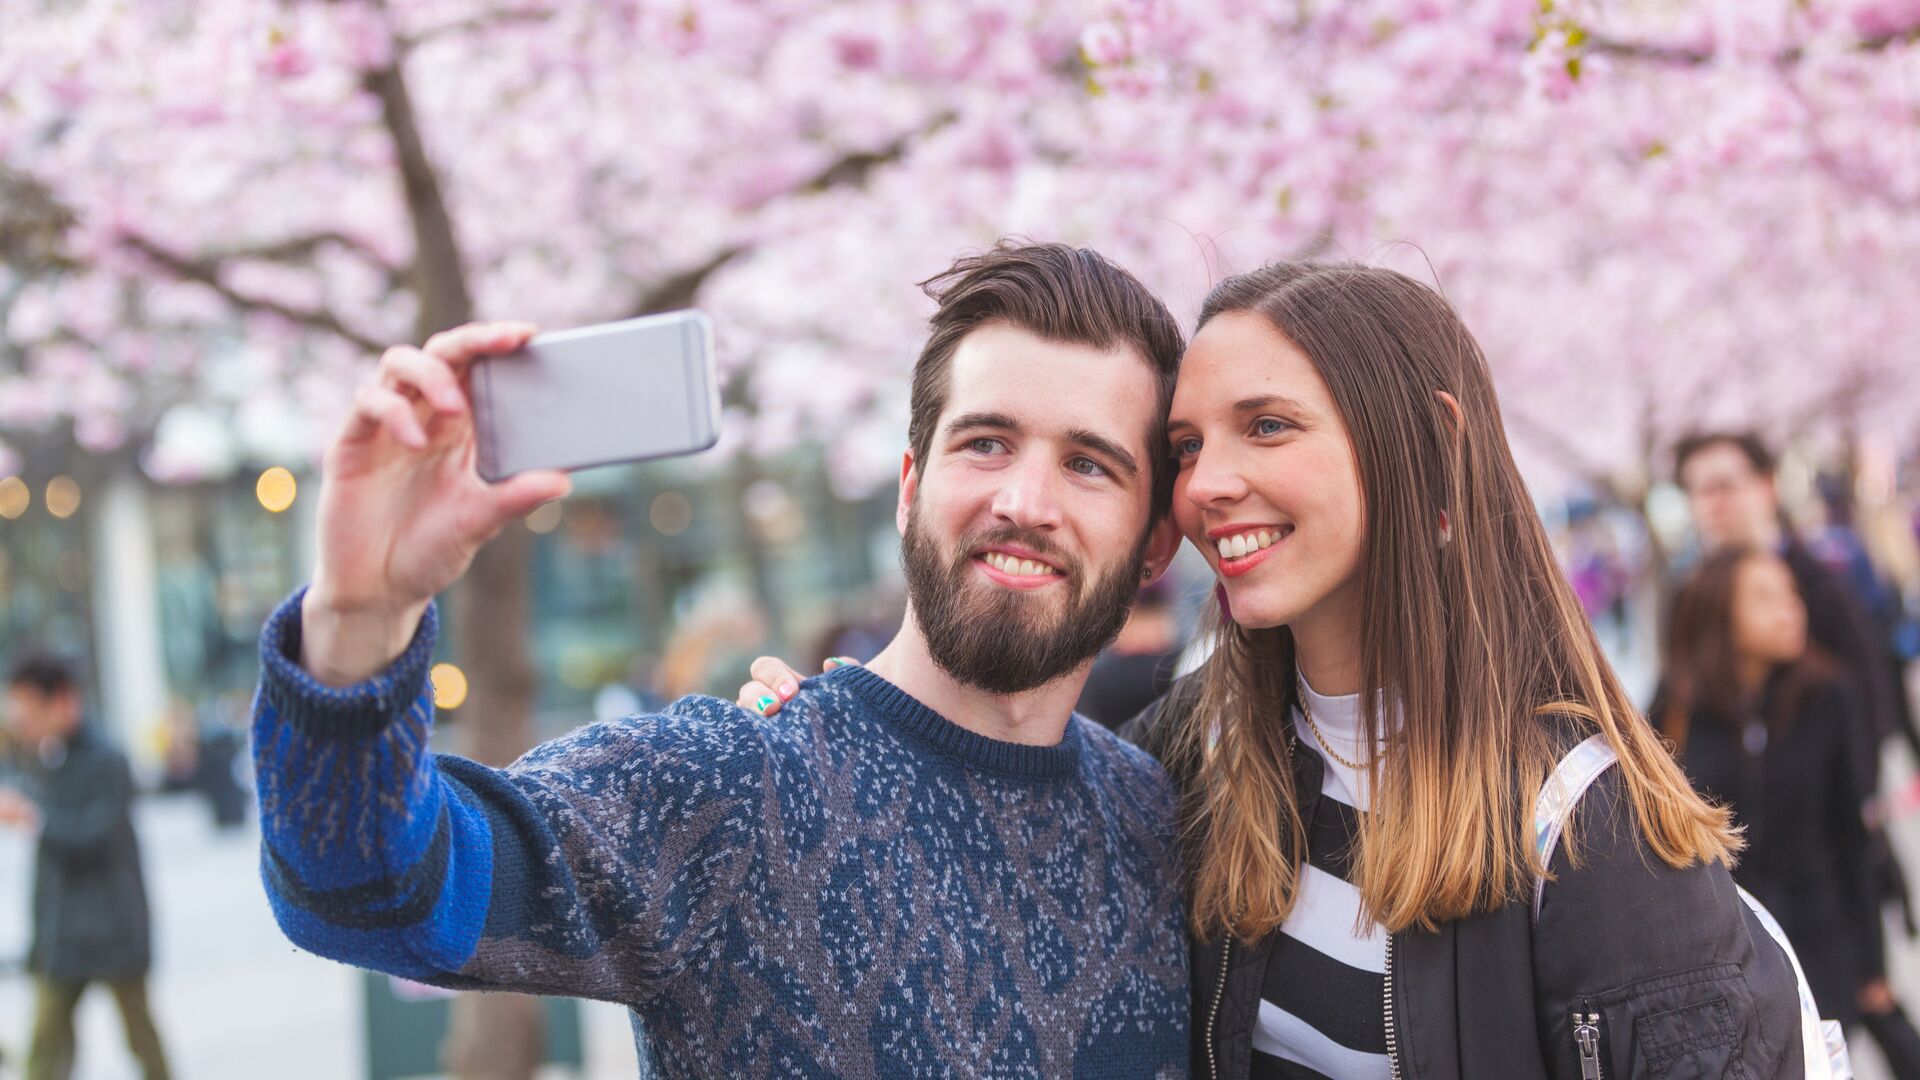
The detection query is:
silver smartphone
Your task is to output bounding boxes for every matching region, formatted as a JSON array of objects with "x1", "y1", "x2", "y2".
[{"x1": 471, "y1": 310, "x2": 720, "y2": 481}]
